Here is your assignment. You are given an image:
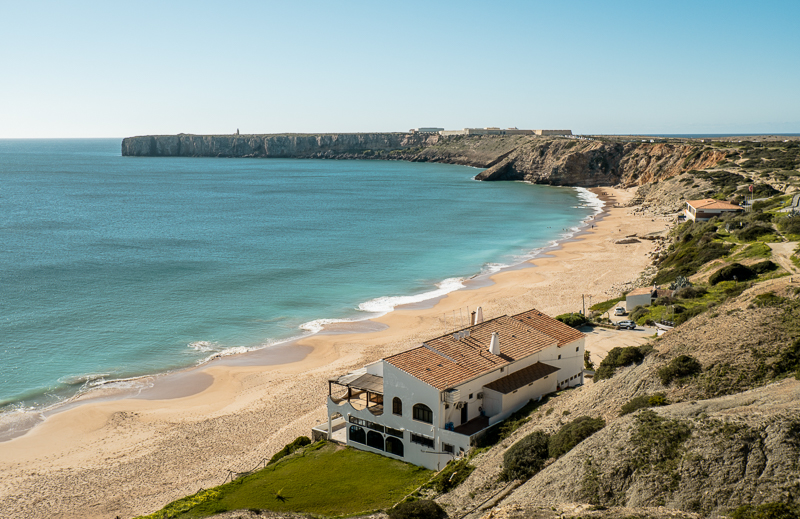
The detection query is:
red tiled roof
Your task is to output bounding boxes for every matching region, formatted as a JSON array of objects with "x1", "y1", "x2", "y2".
[
  {"x1": 385, "y1": 309, "x2": 581, "y2": 390},
  {"x1": 686, "y1": 199, "x2": 742, "y2": 211},
  {"x1": 627, "y1": 287, "x2": 654, "y2": 296},
  {"x1": 483, "y1": 361, "x2": 560, "y2": 394},
  {"x1": 511, "y1": 309, "x2": 586, "y2": 347}
]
